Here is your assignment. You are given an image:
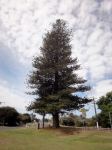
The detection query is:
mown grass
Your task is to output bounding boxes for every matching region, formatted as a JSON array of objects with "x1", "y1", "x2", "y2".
[{"x1": 0, "y1": 127, "x2": 112, "y2": 150}]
